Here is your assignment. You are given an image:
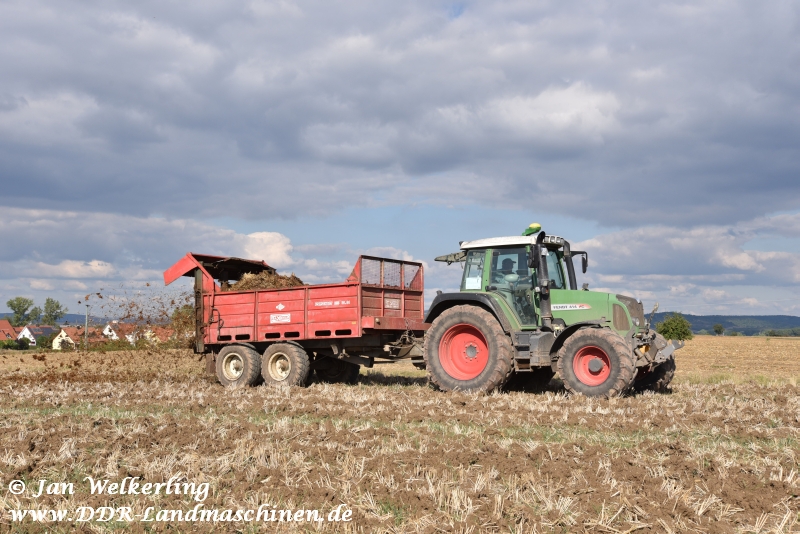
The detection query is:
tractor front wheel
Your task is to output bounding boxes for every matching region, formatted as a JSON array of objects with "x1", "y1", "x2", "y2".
[
  {"x1": 216, "y1": 345, "x2": 262, "y2": 387},
  {"x1": 262, "y1": 343, "x2": 311, "y2": 387},
  {"x1": 557, "y1": 328, "x2": 635, "y2": 398},
  {"x1": 424, "y1": 305, "x2": 513, "y2": 392}
]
